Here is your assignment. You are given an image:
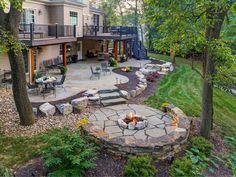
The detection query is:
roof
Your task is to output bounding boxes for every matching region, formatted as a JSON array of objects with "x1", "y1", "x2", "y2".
[{"x1": 89, "y1": 6, "x2": 104, "y2": 14}]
